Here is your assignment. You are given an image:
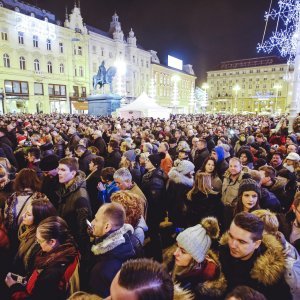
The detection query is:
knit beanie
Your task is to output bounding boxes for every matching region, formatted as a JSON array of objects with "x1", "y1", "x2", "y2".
[
  {"x1": 40, "y1": 154, "x2": 59, "y2": 171},
  {"x1": 148, "y1": 152, "x2": 166, "y2": 168},
  {"x1": 212, "y1": 146, "x2": 224, "y2": 162},
  {"x1": 176, "y1": 217, "x2": 219, "y2": 263},
  {"x1": 175, "y1": 160, "x2": 195, "y2": 175},
  {"x1": 123, "y1": 150, "x2": 136, "y2": 162},
  {"x1": 238, "y1": 178, "x2": 261, "y2": 200}
]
